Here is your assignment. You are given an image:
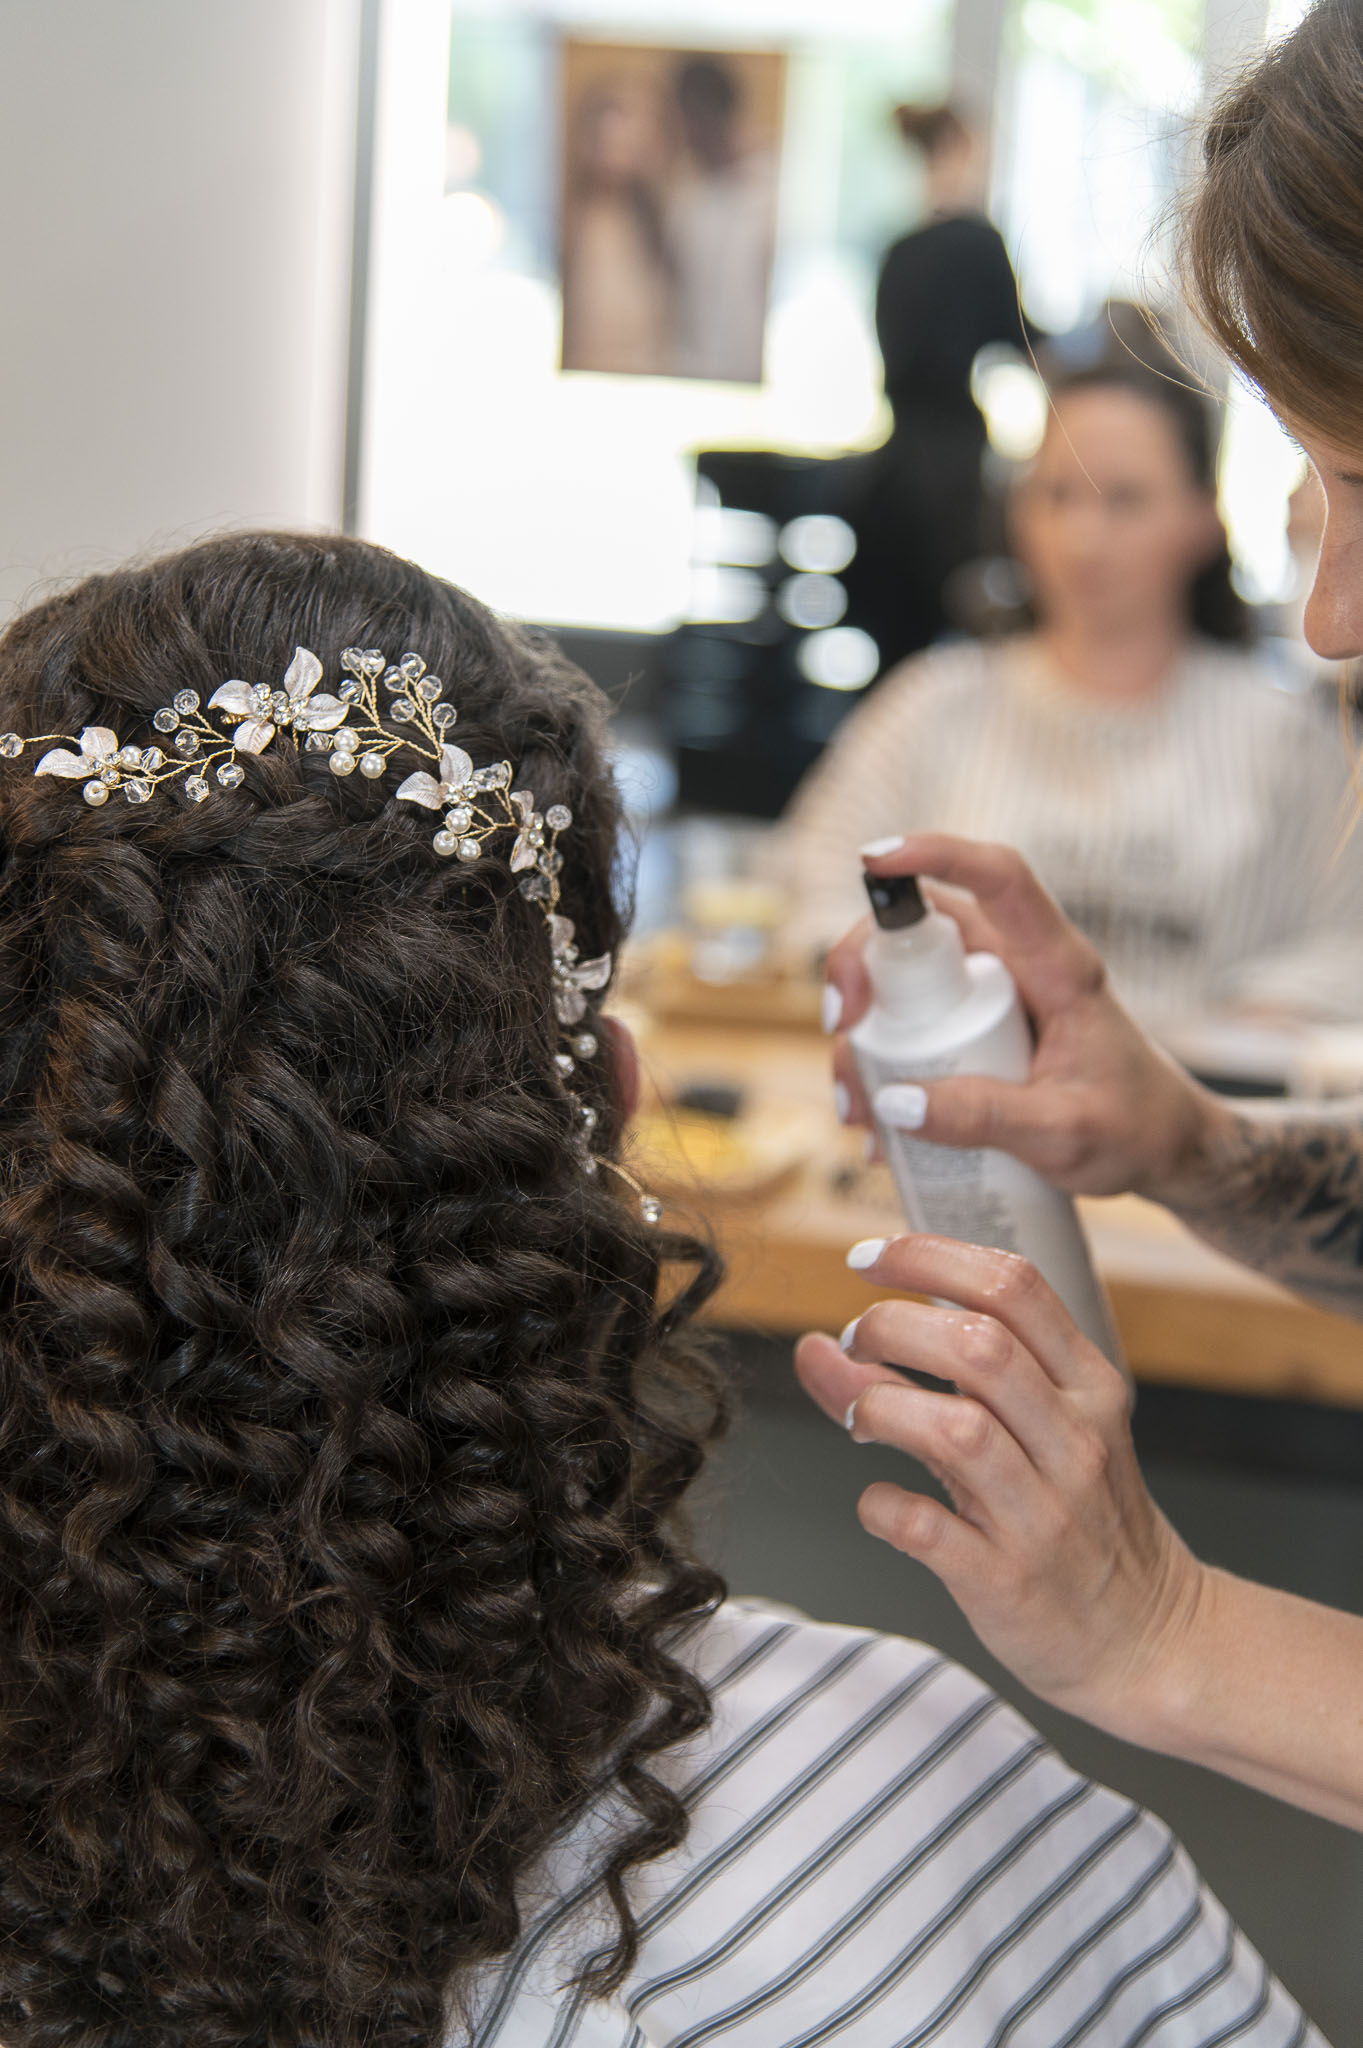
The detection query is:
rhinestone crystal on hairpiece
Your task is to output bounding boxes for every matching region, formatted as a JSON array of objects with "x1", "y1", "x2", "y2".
[
  {"x1": 4, "y1": 640, "x2": 617, "y2": 1173},
  {"x1": 208, "y1": 647, "x2": 348, "y2": 755}
]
